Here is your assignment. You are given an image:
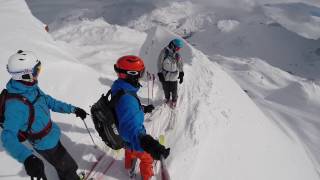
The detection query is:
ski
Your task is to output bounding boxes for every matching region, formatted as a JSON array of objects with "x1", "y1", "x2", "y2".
[
  {"x1": 83, "y1": 153, "x2": 105, "y2": 180},
  {"x1": 160, "y1": 156, "x2": 171, "y2": 180},
  {"x1": 153, "y1": 135, "x2": 171, "y2": 180},
  {"x1": 154, "y1": 134, "x2": 170, "y2": 179},
  {"x1": 95, "y1": 158, "x2": 116, "y2": 180},
  {"x1": 128, "y1": 158, "x2": 138, "y2": 179}
]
